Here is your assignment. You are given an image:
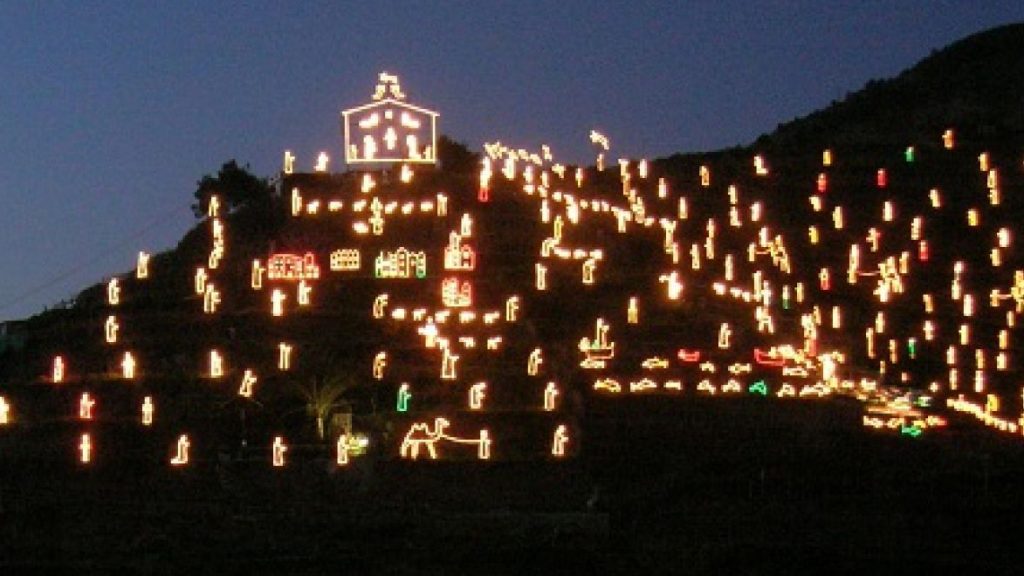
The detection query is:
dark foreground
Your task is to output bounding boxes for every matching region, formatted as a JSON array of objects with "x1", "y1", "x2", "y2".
[{"x1": 2, "y1": 398, "x2": 1023, "y2": 574}]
